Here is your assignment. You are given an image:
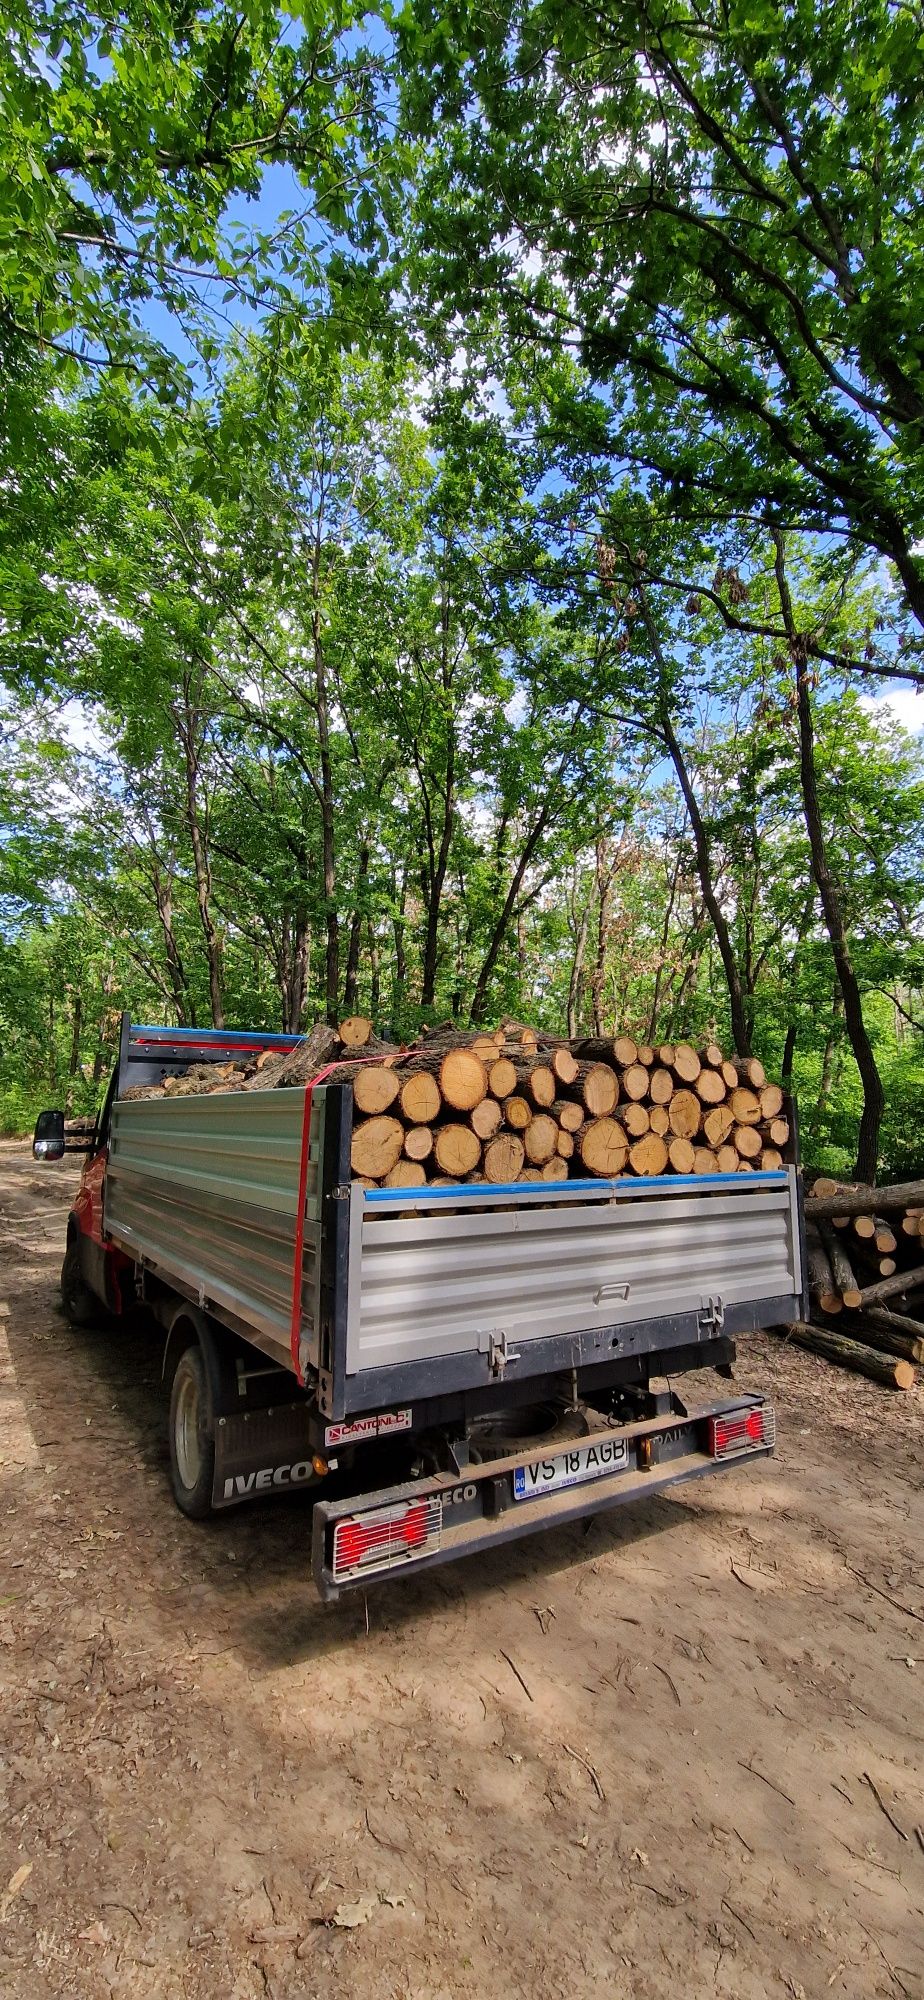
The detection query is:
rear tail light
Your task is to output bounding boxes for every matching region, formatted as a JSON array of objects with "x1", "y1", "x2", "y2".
[
  {"x1": 708, "y1": 1405, "x2": 776, "y2": 1460},
  {"x1": 331, "y1": 1496, "x2": 442, "y2": 1582}
]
